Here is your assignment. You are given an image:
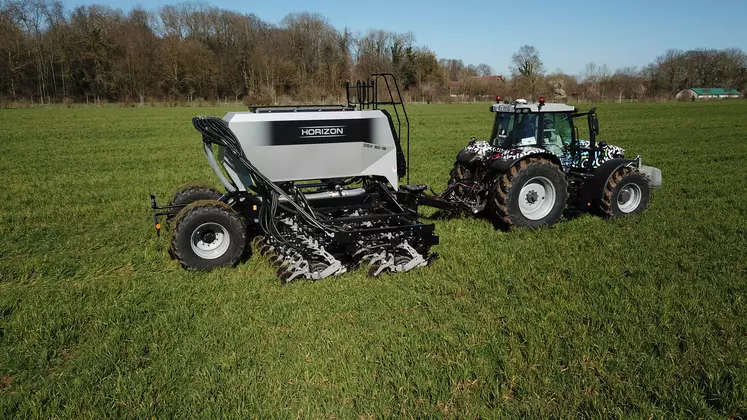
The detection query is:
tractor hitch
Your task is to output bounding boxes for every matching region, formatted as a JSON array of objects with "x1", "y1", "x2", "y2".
[{"x1": 397, "y1": 184, "x2": 464, "y2": 213}]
